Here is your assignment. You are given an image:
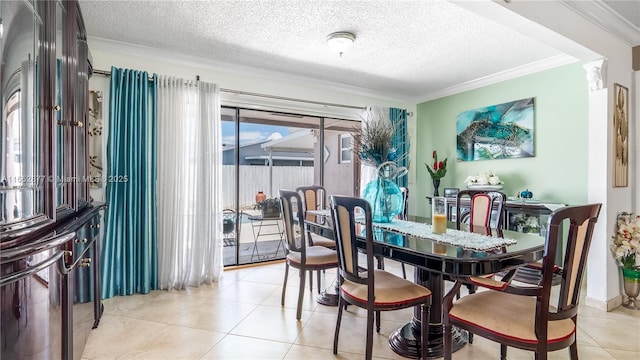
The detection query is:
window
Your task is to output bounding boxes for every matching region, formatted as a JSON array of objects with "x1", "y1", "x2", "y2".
[{"x1": 339, "y1": 134, "x2": 351, "y2": 163}]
